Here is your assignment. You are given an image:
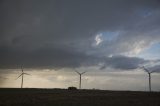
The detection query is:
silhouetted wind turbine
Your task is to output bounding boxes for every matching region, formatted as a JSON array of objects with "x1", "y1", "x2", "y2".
[
  {"x1": 75, "y1": 70, "x2": 86, "y2": 89},
  {"x1": 16, "y1": 66, "x2": 30, "y2": 88},
  {"x1": 142, "y1": 66, "x2": 156, "y2": 92}
]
